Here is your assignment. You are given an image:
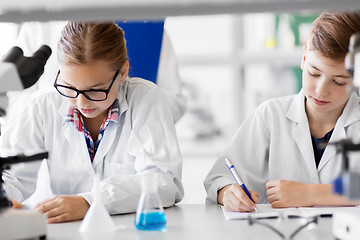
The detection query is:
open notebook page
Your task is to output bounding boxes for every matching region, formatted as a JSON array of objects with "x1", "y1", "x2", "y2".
[
  {"x1": 221, "y1": 204, "x2": 297, "y2": 220},
  {"x1": 221, "y1": 204, "x2": 359, "y2": 220}
]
